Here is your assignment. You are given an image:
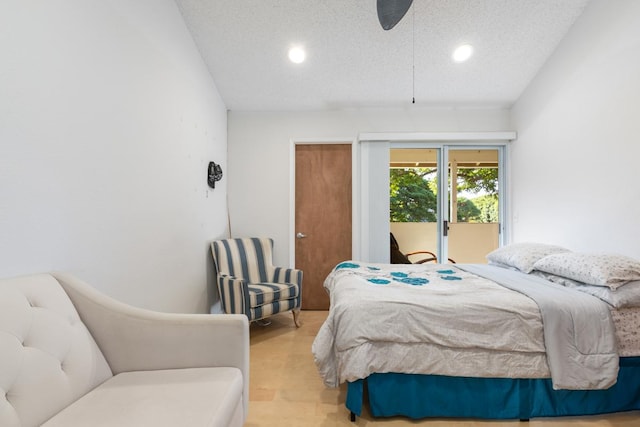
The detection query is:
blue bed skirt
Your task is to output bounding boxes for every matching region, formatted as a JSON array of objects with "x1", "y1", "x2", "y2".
[{"x1": 346, "y1": 357, "x2": 640, "y2": 420}]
